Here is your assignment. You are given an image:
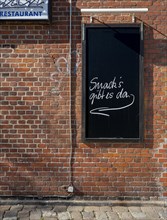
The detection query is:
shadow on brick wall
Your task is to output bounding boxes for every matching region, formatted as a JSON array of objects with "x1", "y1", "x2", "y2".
[{"x1": 71, "y1": 20, "x2": 167, "y2": 199}]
